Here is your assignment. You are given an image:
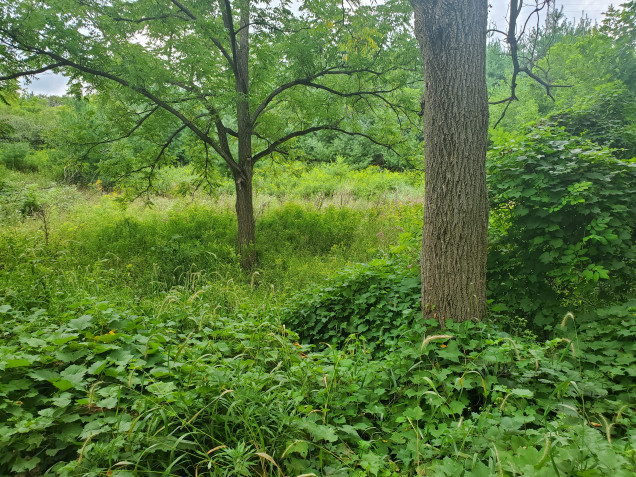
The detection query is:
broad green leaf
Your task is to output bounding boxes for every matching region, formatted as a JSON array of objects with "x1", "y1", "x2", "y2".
[
  {"x1": 68, "y1": 314, "x2": 93, "y2": 330},
  {"x1": 299, "y1": 421, "x2": 338, "y2": 442}
]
